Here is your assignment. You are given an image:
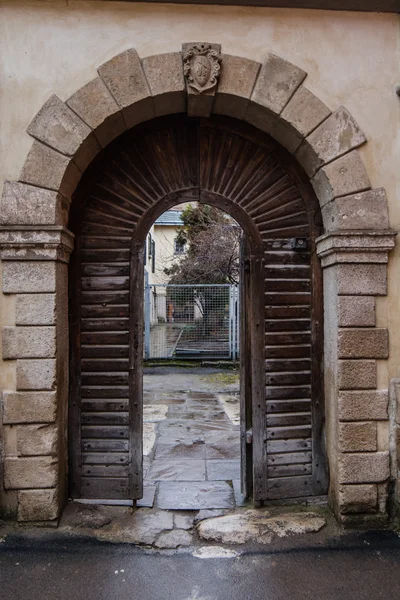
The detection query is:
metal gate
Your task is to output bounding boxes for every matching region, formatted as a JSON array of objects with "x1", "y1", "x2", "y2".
[{"x1": 144, "y1": 283, "x2": 240, "y2": 360}]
